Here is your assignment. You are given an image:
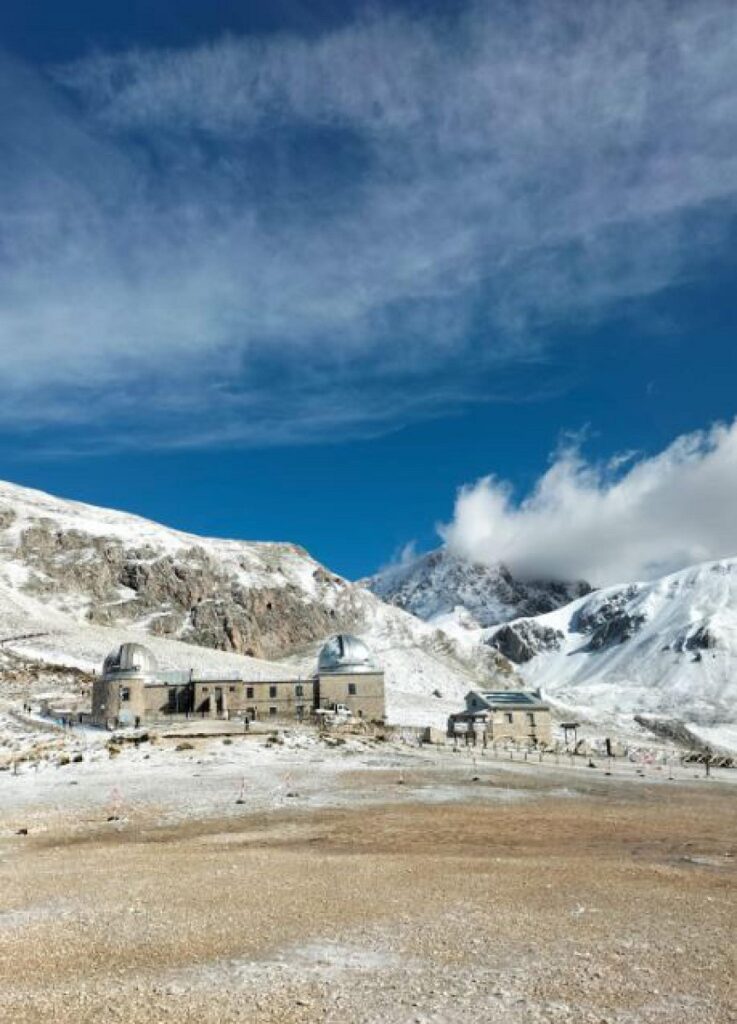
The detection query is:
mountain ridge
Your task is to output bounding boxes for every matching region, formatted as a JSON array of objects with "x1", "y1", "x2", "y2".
[{"x1": 363, "y1": 547, "x2": 591, "y2": 628}]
